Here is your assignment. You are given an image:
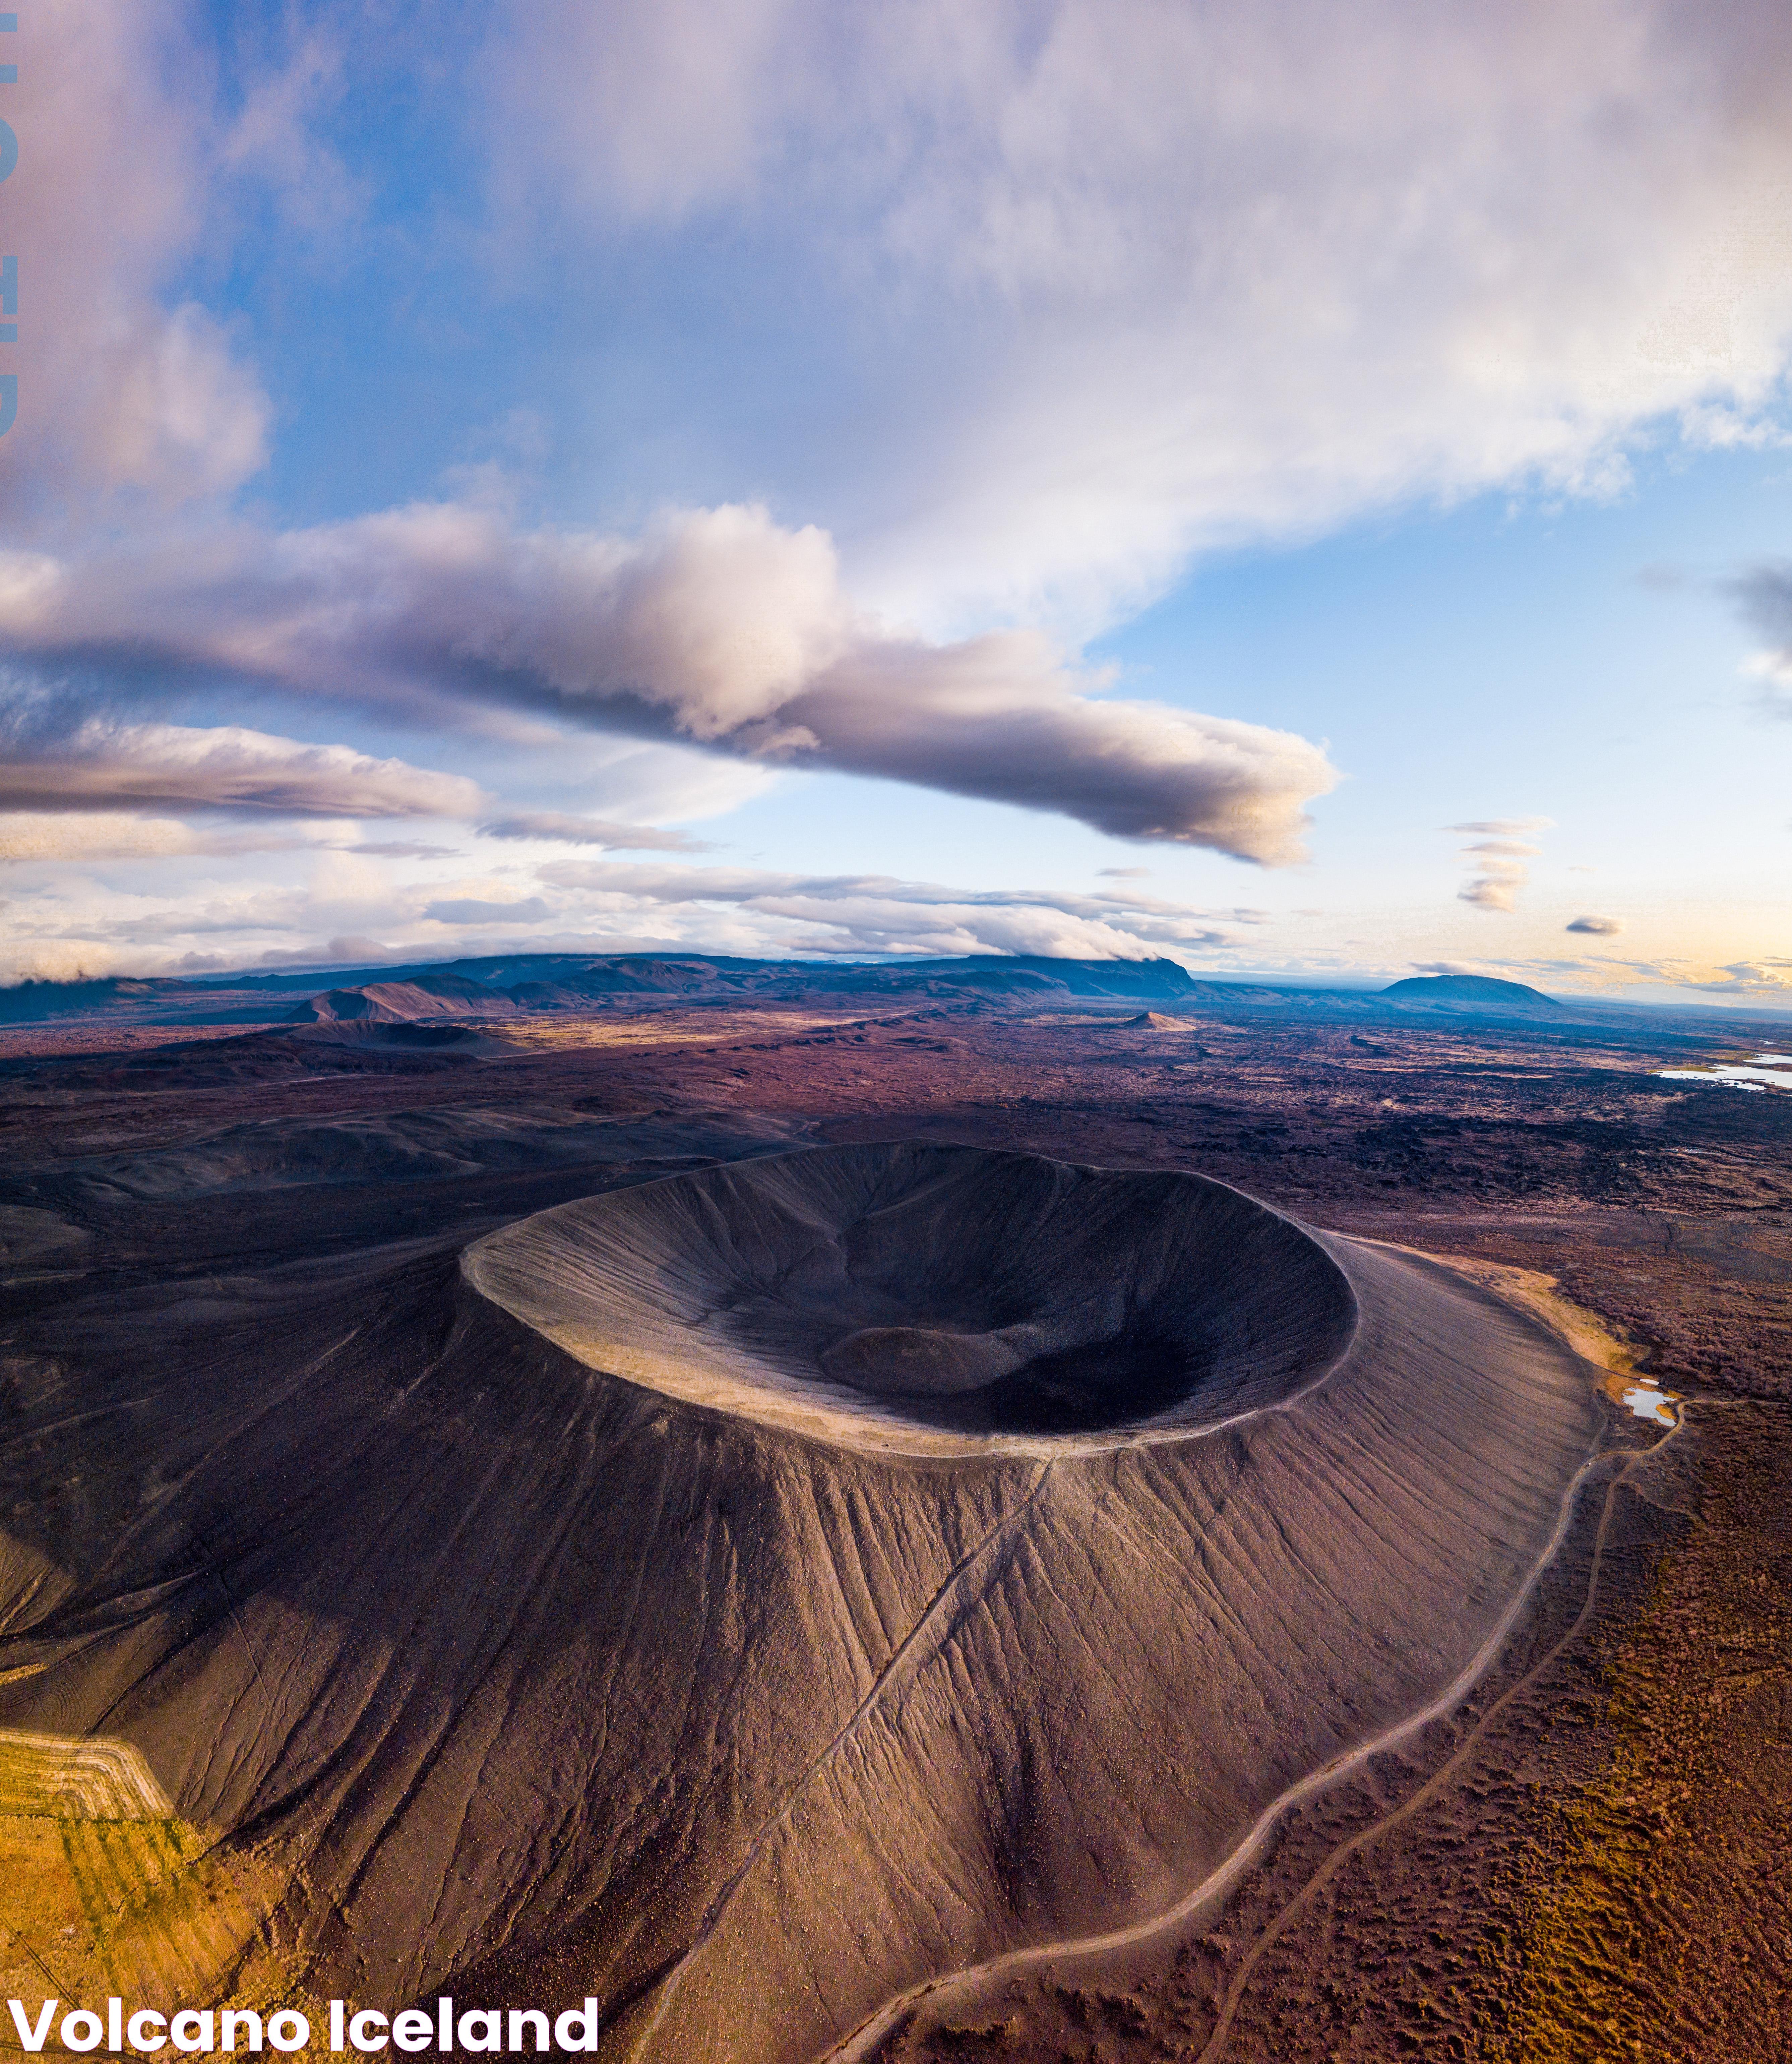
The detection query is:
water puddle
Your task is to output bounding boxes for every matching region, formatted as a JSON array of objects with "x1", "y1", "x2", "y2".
[
  {"x1": 1600, "y1": 1371, "x2": 1681, "y2": 1426},
  {"x1": 1655, "y1": 1051, "x2": 1792, "y2": 1093}
]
